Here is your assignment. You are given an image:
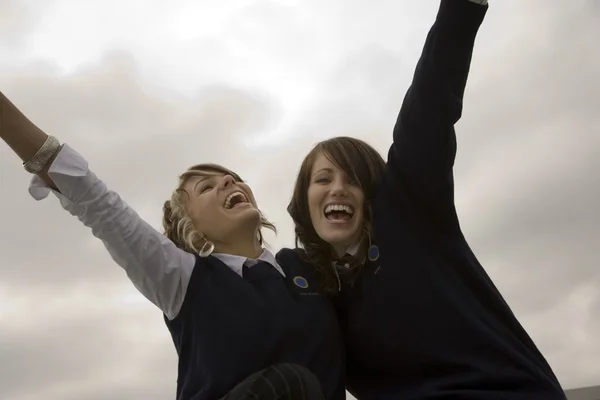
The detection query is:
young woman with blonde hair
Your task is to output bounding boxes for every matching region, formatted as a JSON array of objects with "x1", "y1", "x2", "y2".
[
  {"x1": 289, "y1": 1, "x2": 567, "y2": 399},
  {"x1": 0, "y1": 91, "x2": 345, "y2": 400}
]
